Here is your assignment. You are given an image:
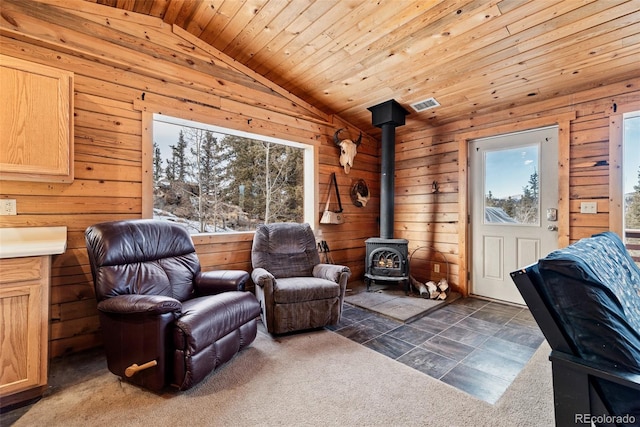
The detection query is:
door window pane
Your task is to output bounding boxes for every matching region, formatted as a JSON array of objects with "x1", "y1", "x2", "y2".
[{"x1": 484, "y1": 145, "x2": 539, "y2": 225}]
